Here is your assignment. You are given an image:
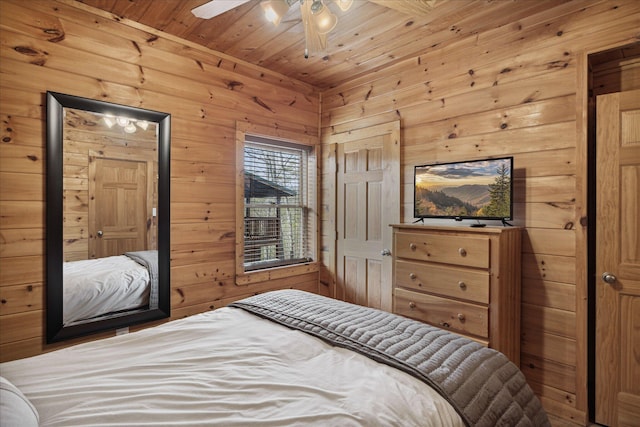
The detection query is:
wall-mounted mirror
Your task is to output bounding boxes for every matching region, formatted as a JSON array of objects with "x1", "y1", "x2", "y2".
[{"x1": 46, "y1": 92, "x2": 170, "y2": 343}]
